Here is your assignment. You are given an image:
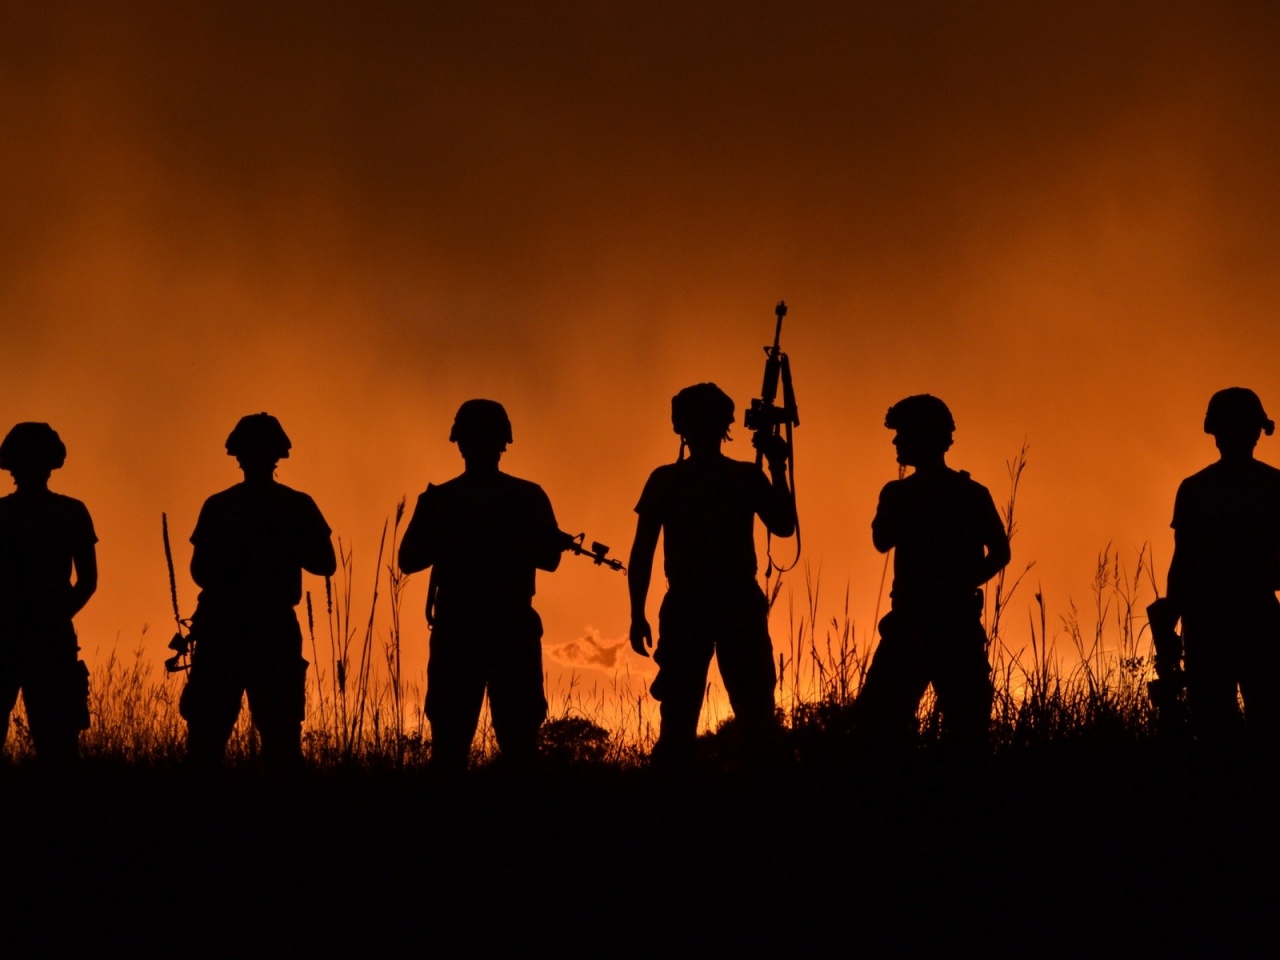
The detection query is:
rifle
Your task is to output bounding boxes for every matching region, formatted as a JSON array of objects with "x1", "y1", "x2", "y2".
[
  {"x1": 744, "y1": 300, "x2": 801, "y2": 575},
  {"x1": 744, "y1": 300, "x2": 800, "y2": 466},
  {"x1": 162, "y1": 512, "x2": 194, "y2": 673},
  {"x1": 561, "y1": 531, "x2": 626, "y2": 574}
]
